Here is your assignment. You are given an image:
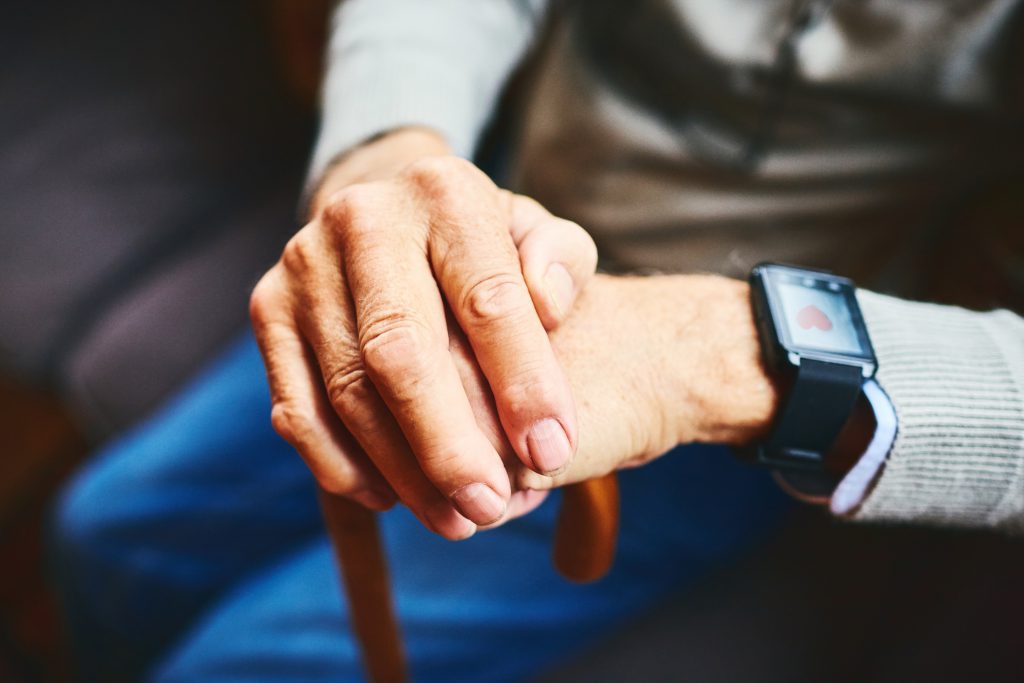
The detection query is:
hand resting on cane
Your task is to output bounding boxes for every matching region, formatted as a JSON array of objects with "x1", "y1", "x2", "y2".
[{"x1": 250, "y1": 127, "x2": 599, "y2": 540}]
